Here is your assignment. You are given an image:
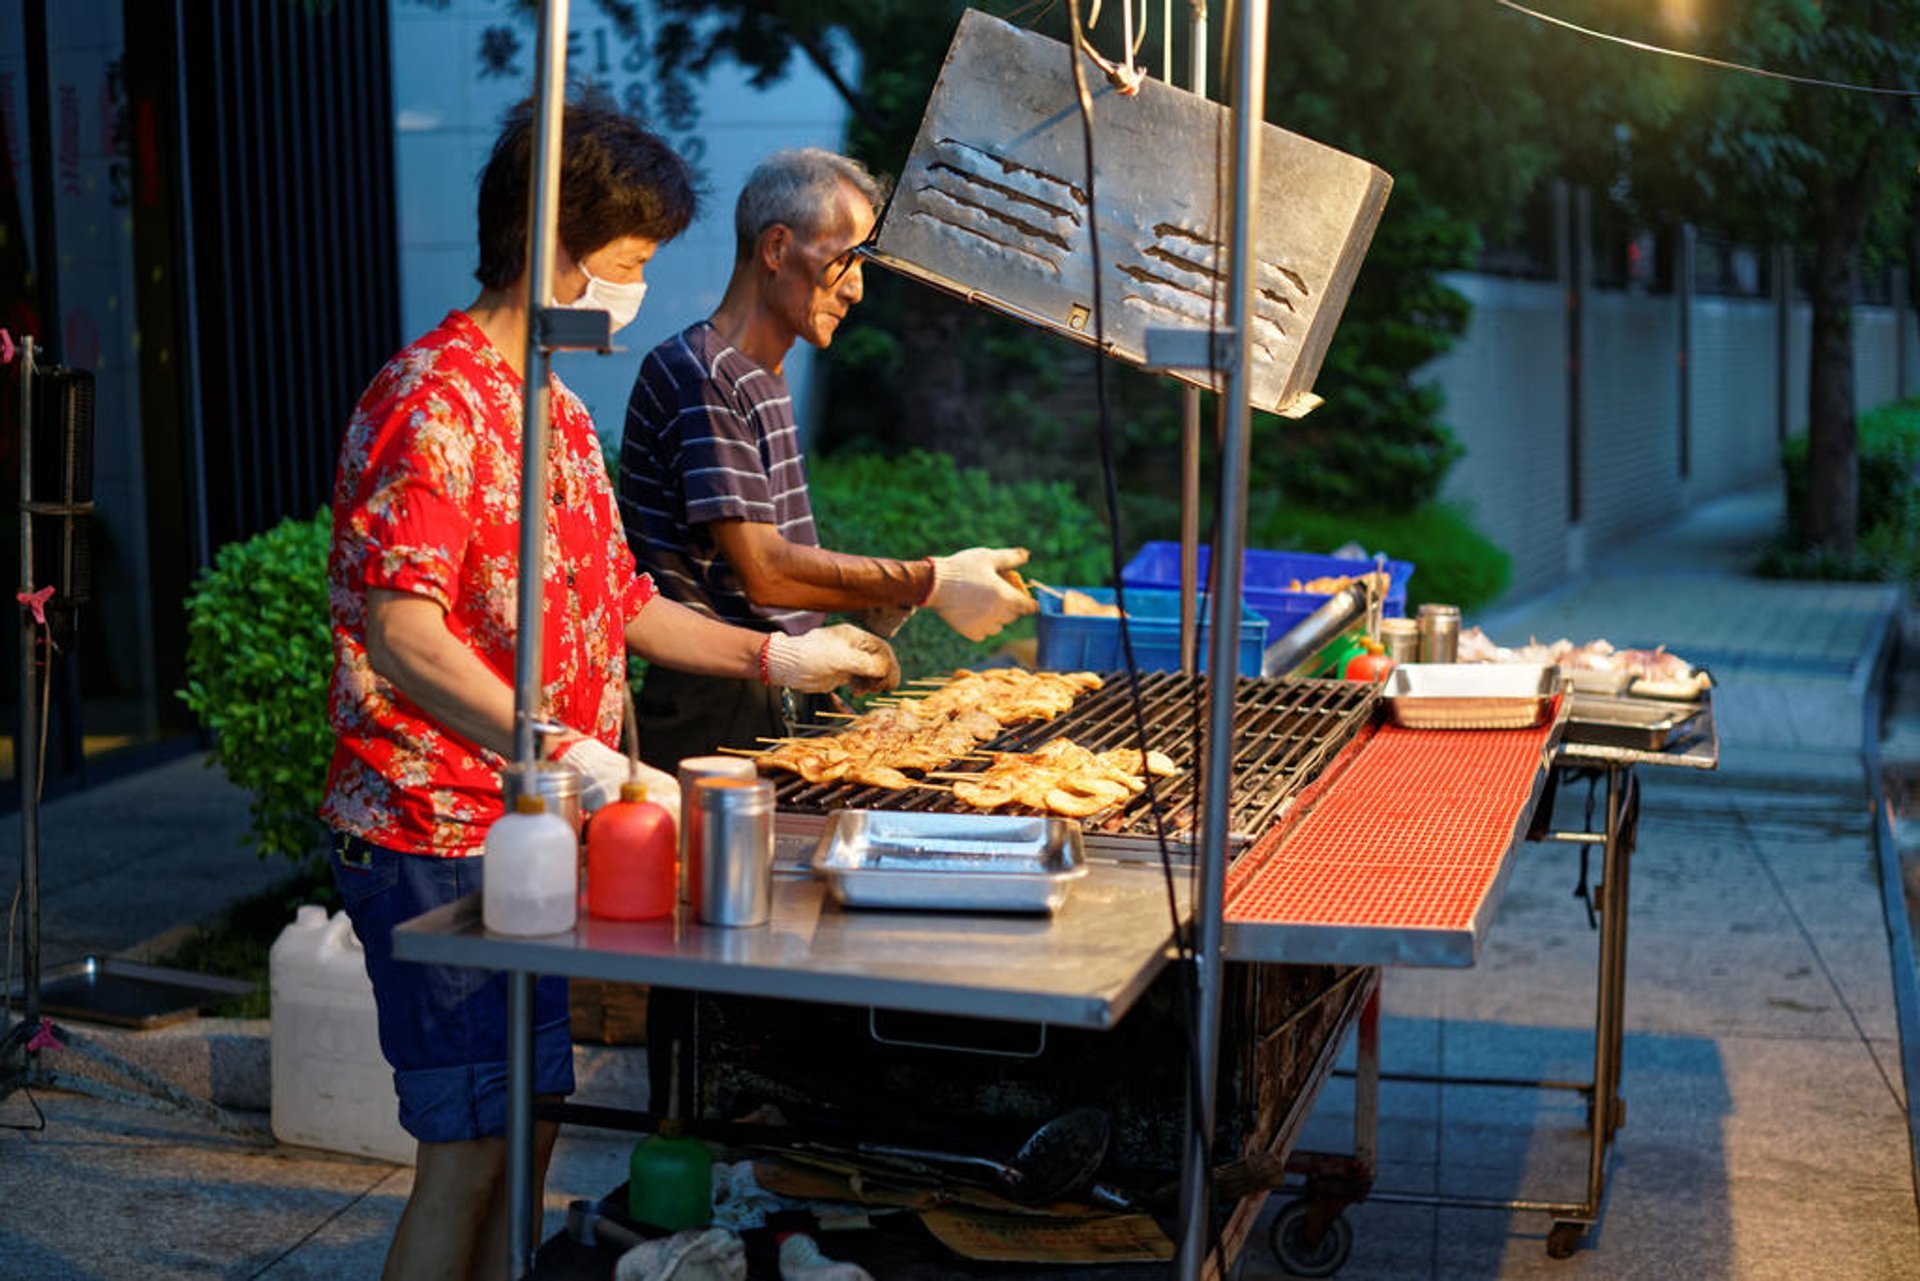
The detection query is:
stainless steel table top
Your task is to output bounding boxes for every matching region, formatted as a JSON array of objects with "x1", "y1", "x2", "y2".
[{"x1": 392, "y1": 859, "x2": 1188, "y2": 1030}]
